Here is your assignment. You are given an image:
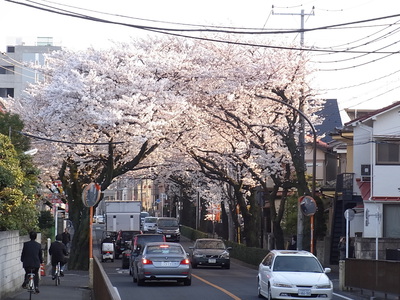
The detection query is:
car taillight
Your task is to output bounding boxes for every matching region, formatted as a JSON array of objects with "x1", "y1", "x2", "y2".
[
  {"x1": 180, "y1": 258, "x2": 190, "y2": 265},
  {"x1": 142, "y1": 258, "x2": 153, "y2": 265}
]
